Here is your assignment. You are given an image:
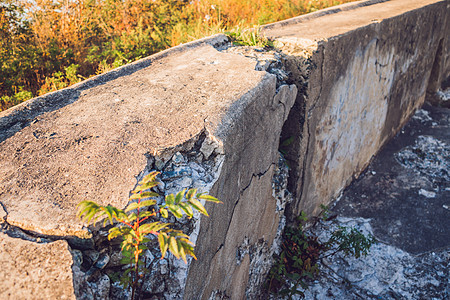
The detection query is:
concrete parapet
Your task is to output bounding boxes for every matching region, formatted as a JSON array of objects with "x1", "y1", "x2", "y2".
[
  {"x1": 0, "y1": 0, "x2": 448, "y2": 298},
  {"x1": 263, "y1": 0, "x2": 449, "y2": 218}
]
